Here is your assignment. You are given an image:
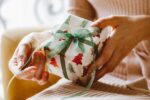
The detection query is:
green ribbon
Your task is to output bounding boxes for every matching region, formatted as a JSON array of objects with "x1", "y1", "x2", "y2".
[
  {"x1": 48, "y1": 29, "x2": 97, "y2": 57},
  {"x1": 47, "y1": 28, "x2": 99, "y2": 79}
]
